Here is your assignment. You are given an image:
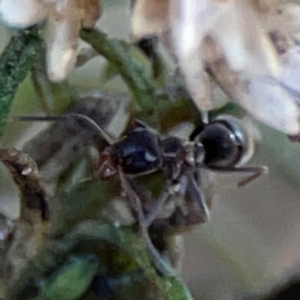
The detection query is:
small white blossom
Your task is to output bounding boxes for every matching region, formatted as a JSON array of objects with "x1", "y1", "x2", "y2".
[
  {"x1": 0, "y1": 0, "x2": 47, "y2": 28},
  {"x1": 131, "y1": 0, "x2": 300, "y2": 136},
  {"x1": 280, "y1": 46, "x2": 300, "y2": 102},
  {"x1": 263, "y1": 2, "x2": 300, "y2": 104},
  {"x1": 0, "y1": 0, "x2": 102, "y2": 82}
]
